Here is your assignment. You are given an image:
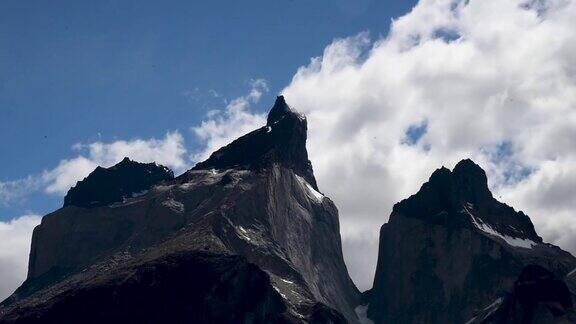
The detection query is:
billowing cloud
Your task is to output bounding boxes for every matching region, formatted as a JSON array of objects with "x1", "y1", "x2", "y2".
[
  {"x1": 0, "y1": 214, "x2": 41, "y2": 301},
  {"x1": 280, "y1": 0, "x2": 576, "y2": 289},
  {"x1": 189, "y1": 0, "x2": 576, "y2": 290}
]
